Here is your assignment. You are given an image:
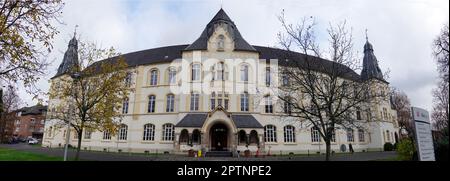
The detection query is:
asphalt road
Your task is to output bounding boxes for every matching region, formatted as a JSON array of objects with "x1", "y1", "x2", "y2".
[{"x1": 0, "y1": 143, "x2": 398, "y2": 161}]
